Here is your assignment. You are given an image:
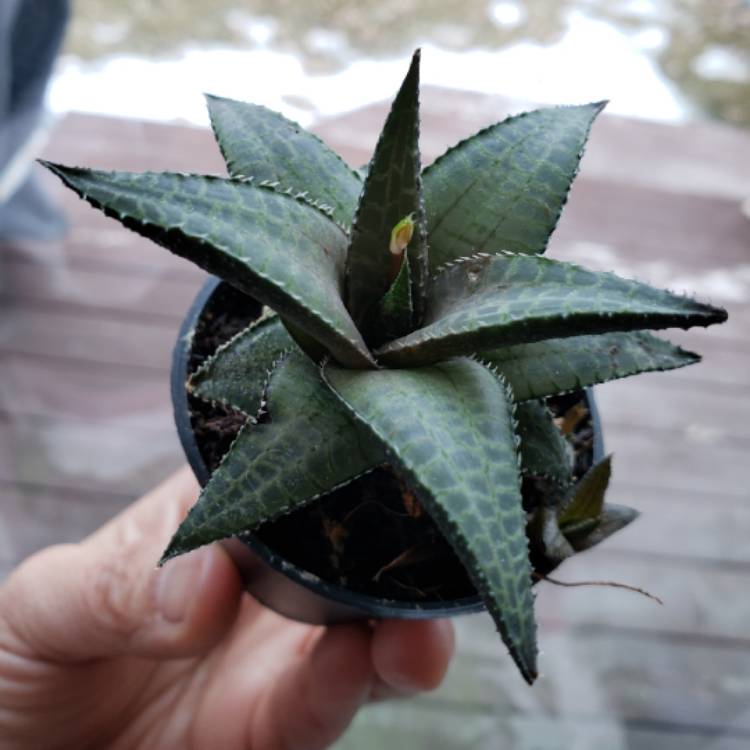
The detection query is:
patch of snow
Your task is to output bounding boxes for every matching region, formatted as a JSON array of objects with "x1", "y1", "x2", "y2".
[
  {"x1": 692, "y1": 46, "x2": 749, "y2": 84},
  {"x1": 225, "y1": 12, "x2": 277, "y2": 46},
  {"x1": 48, "y1": 9, "x2": 688, "y2": 127},
  {"x1": 489, "y1": 1, "x2": 525, "y2": 28}
]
